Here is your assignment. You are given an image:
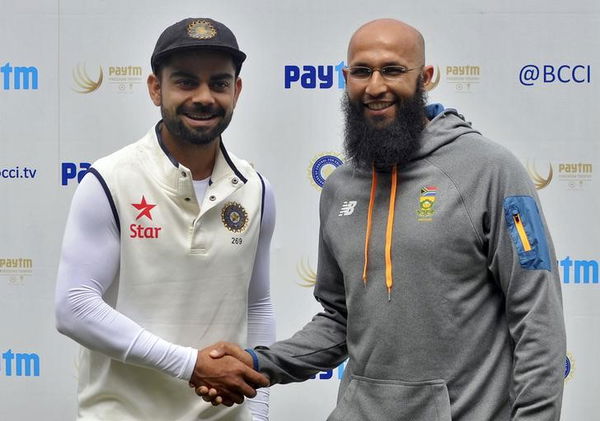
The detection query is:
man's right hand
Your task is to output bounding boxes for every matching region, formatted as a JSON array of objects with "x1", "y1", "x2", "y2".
[{"x1": 190, "y1": 342, "x2": 269, "y2": 407}]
